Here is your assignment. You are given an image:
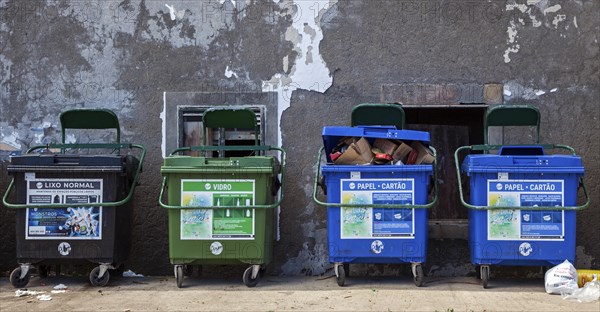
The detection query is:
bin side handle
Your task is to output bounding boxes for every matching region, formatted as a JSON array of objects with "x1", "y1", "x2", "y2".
[
  {"x1": 454, "y1": 144, "x2": 590, "y2": 211},
  {"x1": 169, "y1": 145, "x2": 271, "y2": 156},
  {"x1": 3, "y1": 143, "x2": 146, "y2": 209},
  {"x1": 159, "y1": 146, "x2": 286, "y2": 209},
  {"x1": 312, "y1": 146, "x2": 439, "y2": 209}
]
